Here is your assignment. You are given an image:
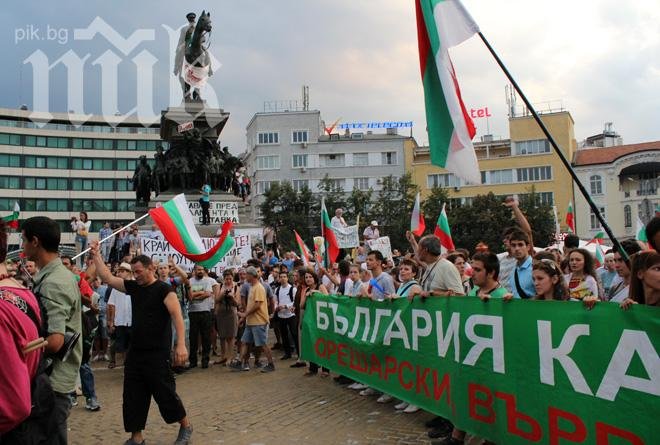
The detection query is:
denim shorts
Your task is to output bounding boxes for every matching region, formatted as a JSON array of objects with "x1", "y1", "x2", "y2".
[{"x1": 241, "y1": 324, "x2": 268, "y2": 347}]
